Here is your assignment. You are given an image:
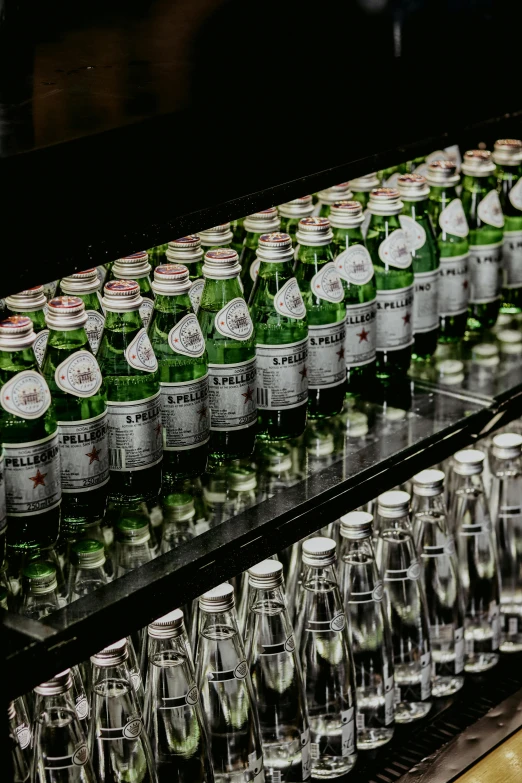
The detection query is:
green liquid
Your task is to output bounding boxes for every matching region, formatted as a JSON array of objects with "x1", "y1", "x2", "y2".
[{"x1": 497, "y1": 163, "x2": 522, "y2": 313}]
